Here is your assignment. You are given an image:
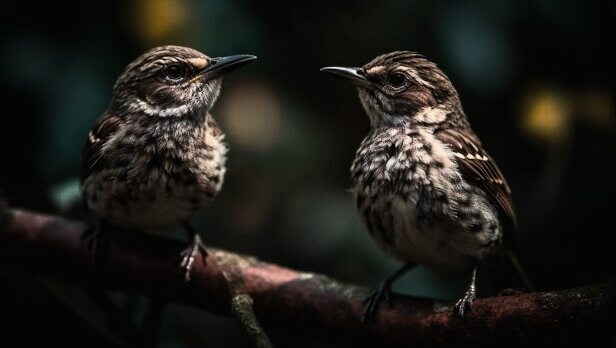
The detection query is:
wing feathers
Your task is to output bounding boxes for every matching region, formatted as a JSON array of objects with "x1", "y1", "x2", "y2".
[
  {"x1": 436, "y1": 128, "x2": 517, "y2": 246},
  {"x1": 80, "y1": 113, "x2": 122, "y2": 183}
]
